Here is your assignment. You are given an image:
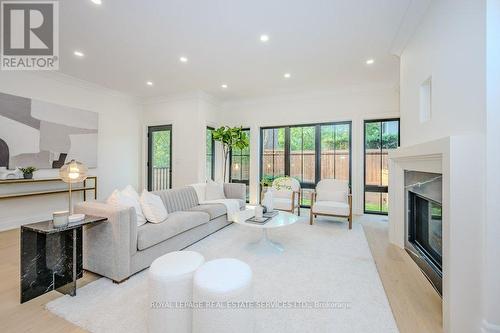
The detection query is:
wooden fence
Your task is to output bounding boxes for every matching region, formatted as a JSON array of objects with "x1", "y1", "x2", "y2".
[{"x1": 262, "y1": 149, "x2": 389, "y2": 185}]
